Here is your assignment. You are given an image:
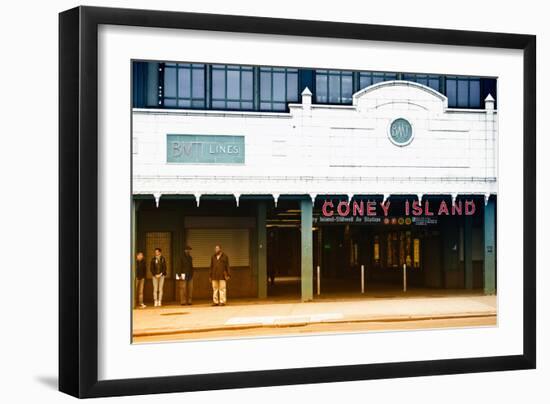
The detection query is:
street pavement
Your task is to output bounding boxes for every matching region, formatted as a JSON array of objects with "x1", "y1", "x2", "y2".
[{"x1": 132, "y1": 291, "x2": 497, "y2": 342}]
